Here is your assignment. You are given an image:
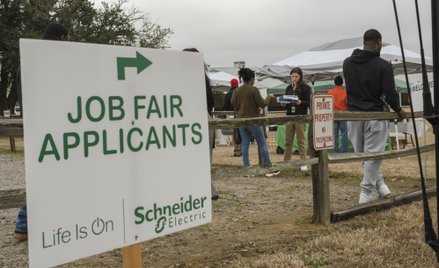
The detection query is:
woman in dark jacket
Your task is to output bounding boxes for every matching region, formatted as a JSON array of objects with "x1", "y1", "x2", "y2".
[{"x1": 282, "y1": 67, "x2": 311, "y2": 169}]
